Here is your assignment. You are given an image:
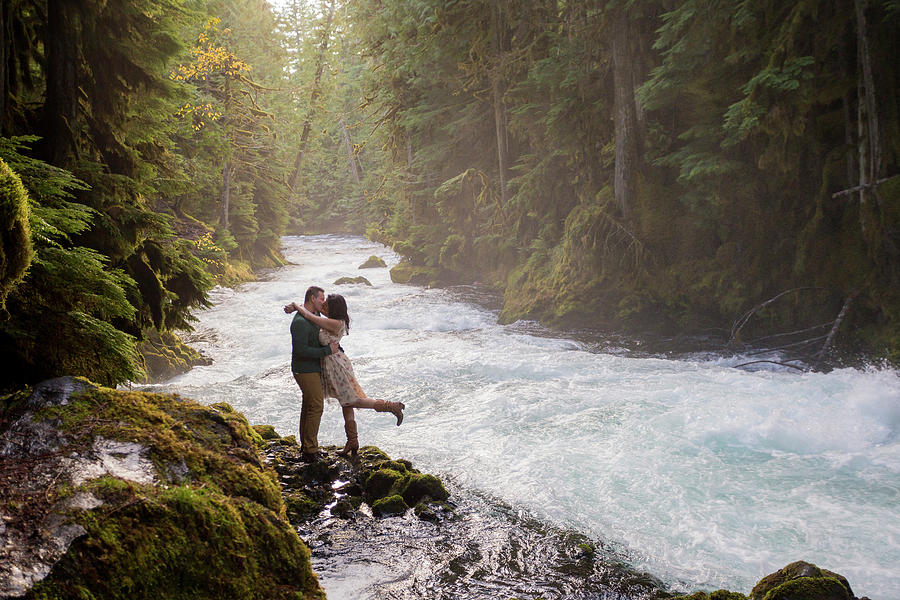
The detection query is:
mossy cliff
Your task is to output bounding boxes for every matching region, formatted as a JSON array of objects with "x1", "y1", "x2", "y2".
[{"x1": 0, "y1": 377, "x2": 324, "y2": 600}]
